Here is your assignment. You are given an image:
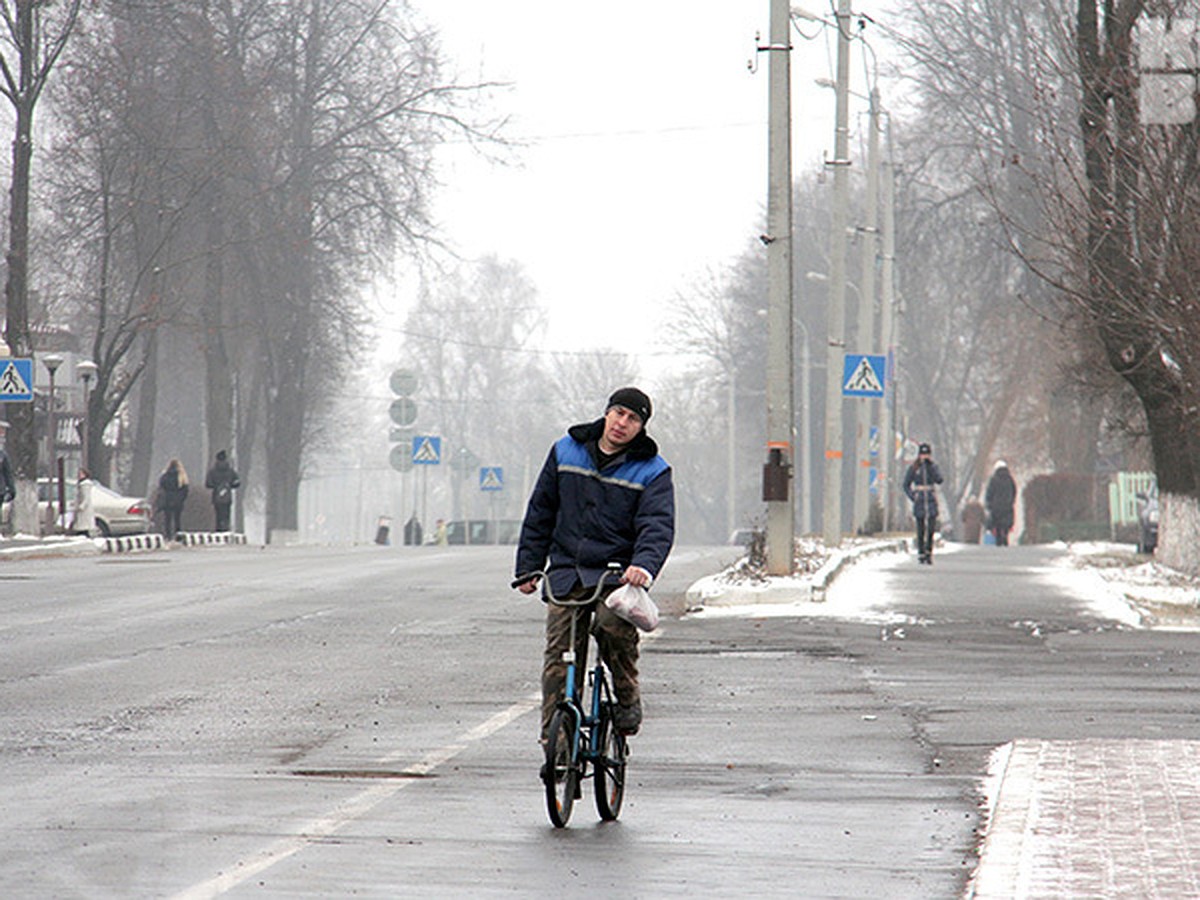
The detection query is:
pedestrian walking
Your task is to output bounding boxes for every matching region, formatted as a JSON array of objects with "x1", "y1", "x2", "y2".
[
  {"x1": 0, "y1": 421, "x2": 14, "y2": 534},
  {"x1": 403, "y1": 512, "x2": 423, "y2": 545},
  {"x1": 903, "y1": 442, "x2": 944, "y2": 565},
  {"x1": 514, "y1": 386, "x2": 675, "y2": 742},
  {"x1": 204, "y1": 450, "x2": 240, "y2": 532},
  {"x1": 985, "y1": 460, "x2": 1018, "y2": 546},
  {"x1": 157, "y1": 459, "x2": 189, "y2": 542},
  {"x1": 961, "y1": 496, "x2": 986, "y2": 544}
]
